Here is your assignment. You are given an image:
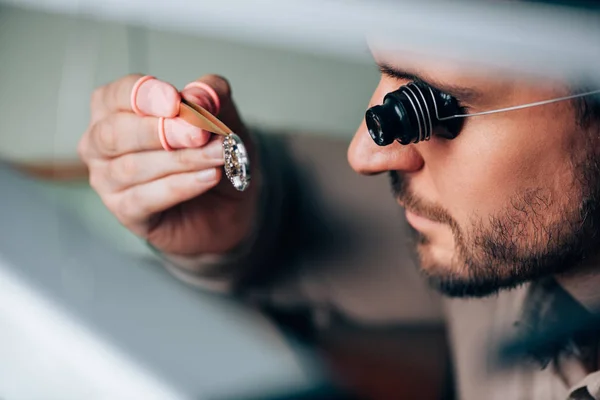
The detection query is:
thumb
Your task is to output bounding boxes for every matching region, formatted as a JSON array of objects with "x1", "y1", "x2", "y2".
[{"x1": 133, "y1": 76, "x2": 181, "y2": 117}]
